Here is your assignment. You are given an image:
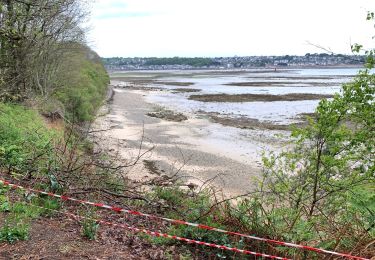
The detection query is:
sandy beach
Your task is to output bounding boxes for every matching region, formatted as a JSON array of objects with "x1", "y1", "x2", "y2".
[
  {"x1": 91, "y1": 86, "x2": 290, "y2": 197},
  {"x1": 90, "y1": 68, "x2": 356, "y2": 197}
]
